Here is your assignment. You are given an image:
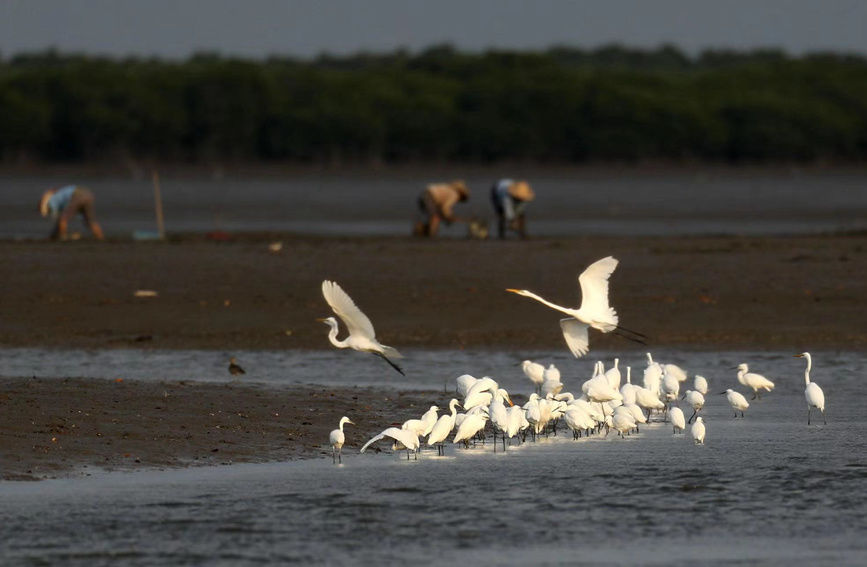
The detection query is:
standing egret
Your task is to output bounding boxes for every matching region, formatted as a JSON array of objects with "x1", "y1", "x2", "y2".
[
  {"x1": 506, "y1": 256, "x2": 645, "y2": 357},
  {"x1": 690, "y1": 416, "x2": 706, "y2": 445},
  {"x1": 319, "y1": 280, "x2": 404, "y2": 375},
  {"x1": 682, "y1": 390, "x2": 705, "y2": 423},
  {"x1": 427, "y1": 399, "x2": 461, "y2": 455},
  {"x1": 735, "y1": 363, "x2": 775, "y2": 399},
  {"x1": 329, "y1": 416, "x2": 354, "y2": 464},
  {"x1": 360, "y1": 427, "x2": 420, "y2": 460},
  {"x1": 694, "y1": 375, "x2": 708, "y2": 395},
  {"x1": 456, "y1": 374, "x2": 478, "y2": 398},
  {"x1": 521, "y1": 360, "x2": 545, "y2": 393},
  {"x1": 669, "y1": 406, "x2": 685, "y2": 434},
  {"x1": 643, "y1": 353, "x2": 663, "y2": 397},
  {"x1": 721, "y1": 389, "x2": 749, "y2": 418},
  {"x1": 795, "y1": 352, "x2": 826, "y2": 425},
  {"x1": 453, "y1": 411, "x2": 489, "y2": 448},
  {"x1": 605, "y1": 358, "x2": 622, "y2": 390}
]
